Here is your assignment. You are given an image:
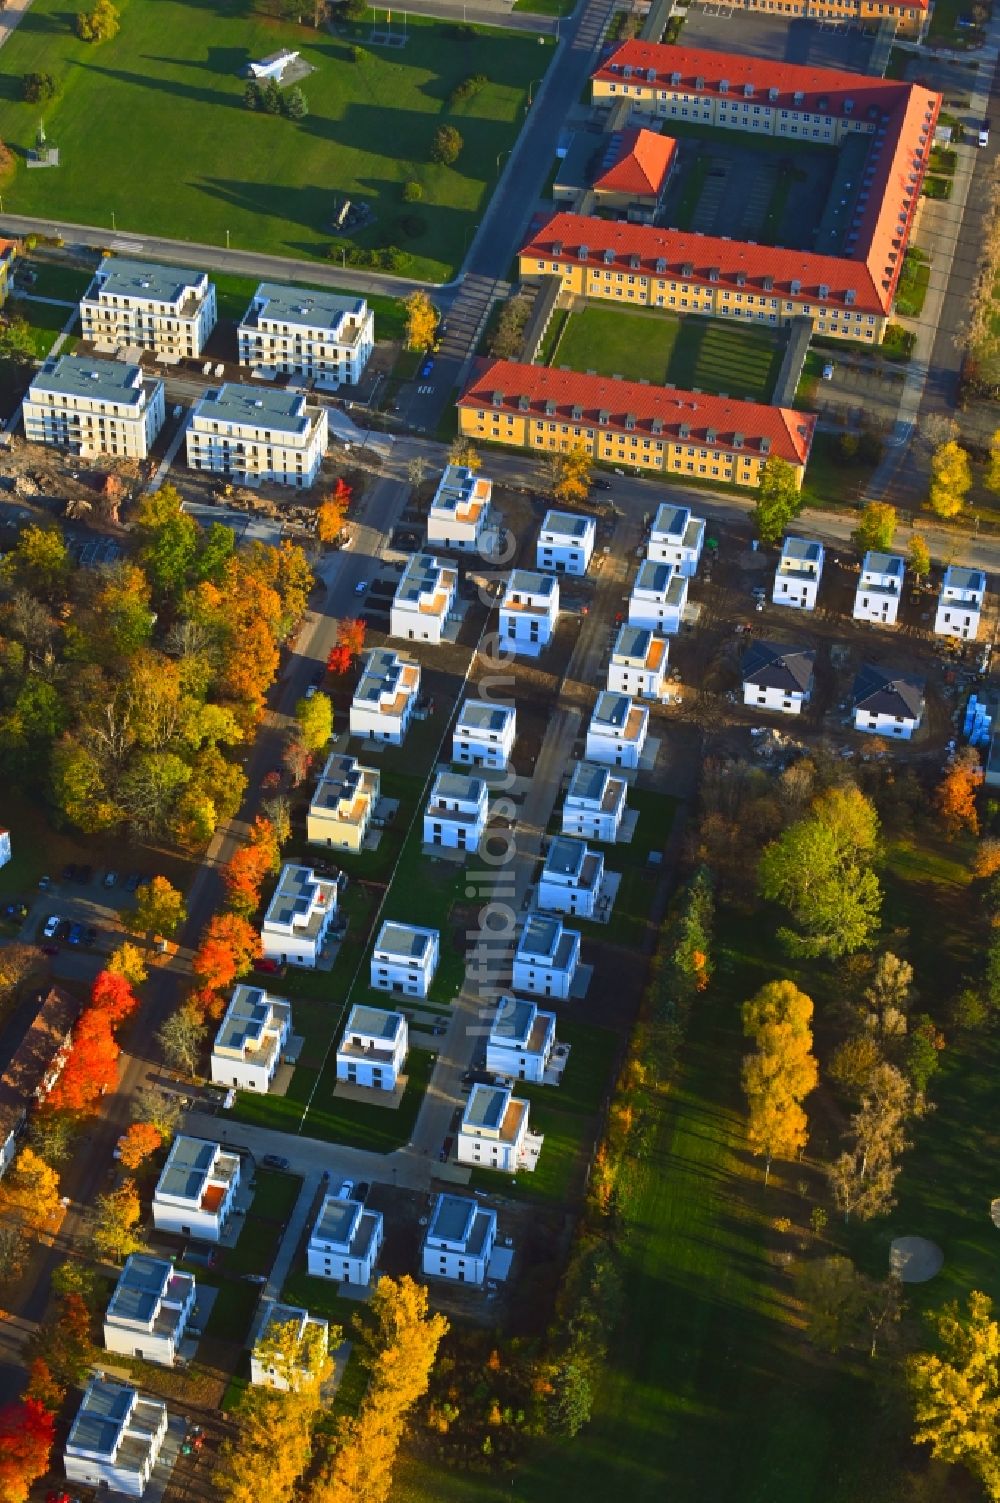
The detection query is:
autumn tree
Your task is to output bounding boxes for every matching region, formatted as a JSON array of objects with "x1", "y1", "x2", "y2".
[
  {"x1": 741, "y1": 980, "x2": 818, "y2": 1184},
  {"x1": 156, "y1": 1002, "x2": 207, "y2": 1076},
  {"x1": 192, "y1": 912, "x2": 261, "y2": 1000},
  {"x1": 936, "y1": 747, "x2": 983, "y2": 836},
  {"x1": 328, "y1": 618, "x2": 366, "y2": 675},
  {"x1": 295, "y1": 690, "x2": 333, "y2": 752},
  {"x1": 829, "y1": 1031, "x2": 883, "y2": 1101},
  {"x1": 90, "y1": 968, "x2": 139, "y2": 1027},
  {"x1": 76, "y1": 0, "x2": 120, "y2": 40},
  {"x1": 907, "y1": 1290, "x2": 1000, "y2": 1500},
  {"x1": 544, "y1": 442, "x2": 593, "y2": 507},
  {"x1": 853, "y1": 501, "x2": 897, "y2": 555},
  {"x1": 828, "y1": 1062, "x2": 910, "y2": 1222},
  {"x1": 91, "y1": 1178, "x2": 143, "y2": 1263},
  {"x1": 973, "y1": 837, "x2": 1000, "y2": 879},
  {"x1": 907, "y1": 533, "x2": 931, "y2": 582},
  {"x1": 224, "y1": 843, "x2": 272, "y2": 918},
  {"x1": 860, "y1": 951, "x2": 914, "y2": 1042},
  {"x1": 128, "y1": 875, "x2": 187, "y2": 940},
  {"x1": 795, "y1": 1256, "x2": 868, "y2": 1353},
  {"x1": 282, "y1": 737, "x2": 314, "y2": 788},
  {"x1": 928, "y1": 439, "x2": 972, "y2": 519},
  {"x1": 0, "y1": 1397, "x2": 55, "y2": 1503},
  {"x1": 0, "y1": 943, "x2": 45, "y2": 1002},
  {"x1": 430, "y1": 123, "x2": 462, "y2": 164},
  {"x1": 0, "y1": 1147, "x2": 62, "y2": 1256},
  {"x1": 106, "y1": 941, "x2": 148, "y2": 988},
  {"x1": 447, "y1": 436, "x2": 480, "y2": 472},
  {"x1": 986, "y1": 426, "x2": 1000, "y2": 494},
  {"x1": 117, "y1": 1121, "x2": 163, "y2": 1171},
  {"x1": 1, "y1": 524, "x2": 70, "y2": 598},
  {"x1": 317, "y1": 478, "x2": 352, "y2": 544},
  {"x1": 489, "y1": 293, "x2": 531, "y2": 360},
  {"x1": 753, "y1": 456, "x2": 804, "y2": 547},
  {"x1": 759, "y1": 785, "x2": 881, "y2": 958},
  {"x1": 27, "y1": 1291, "x2": 94, "y2": 1393},
  {"x1": 404, "y1": 289, "x2": 439, "y2": 351},
  {"x1": 45, "y1": 1006, "x2": 119, "y2": 1112}
]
